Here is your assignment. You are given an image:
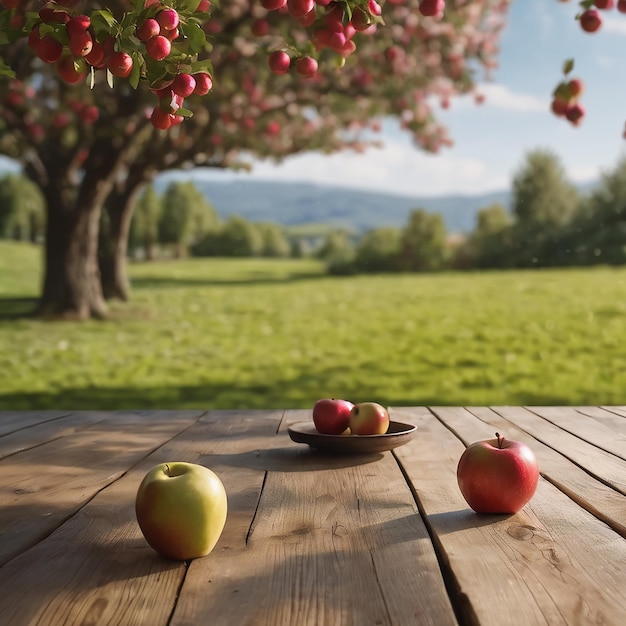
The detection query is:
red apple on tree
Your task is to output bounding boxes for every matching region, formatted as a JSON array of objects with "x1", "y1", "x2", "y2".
[
  {"x1": 312, "y1": 398, "x2": 354, "y2": 434},
  {"x1": 579, "y1": 9, "x2": 602, "y2": 33},
  {"x1": 456, "y1": 433, "x2": 539, "y2": 514},
  {"x1": 349, "y1": 402, "x2": 390, "y2": 435},
  {"x1": 193, "y1": 72, "x2": 213, "y2": 95},
  {"x1": 136, "y1": 18, "x2": 161, "y2": 42},
  {"x1": 145, "y1": 35, "x2": 172, "y2": 60},
  {"x1": 107, "y1": 51, "x2": 133, "y2": 78},
  {"x1": 268, "y1": 50, "x2": 291, "y2": 75},
  {"x1": 135, "y1": 462, "x2": 228, "y2": 561}
]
